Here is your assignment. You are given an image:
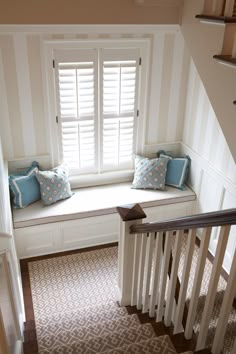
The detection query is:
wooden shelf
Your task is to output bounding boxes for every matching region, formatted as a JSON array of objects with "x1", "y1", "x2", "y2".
[
  {"x1": 196, "y1": 14, "x2": 236, "y2": 23},
  {"x1": 213, "y1": 54, "x2": 236, "y2": 66}
]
